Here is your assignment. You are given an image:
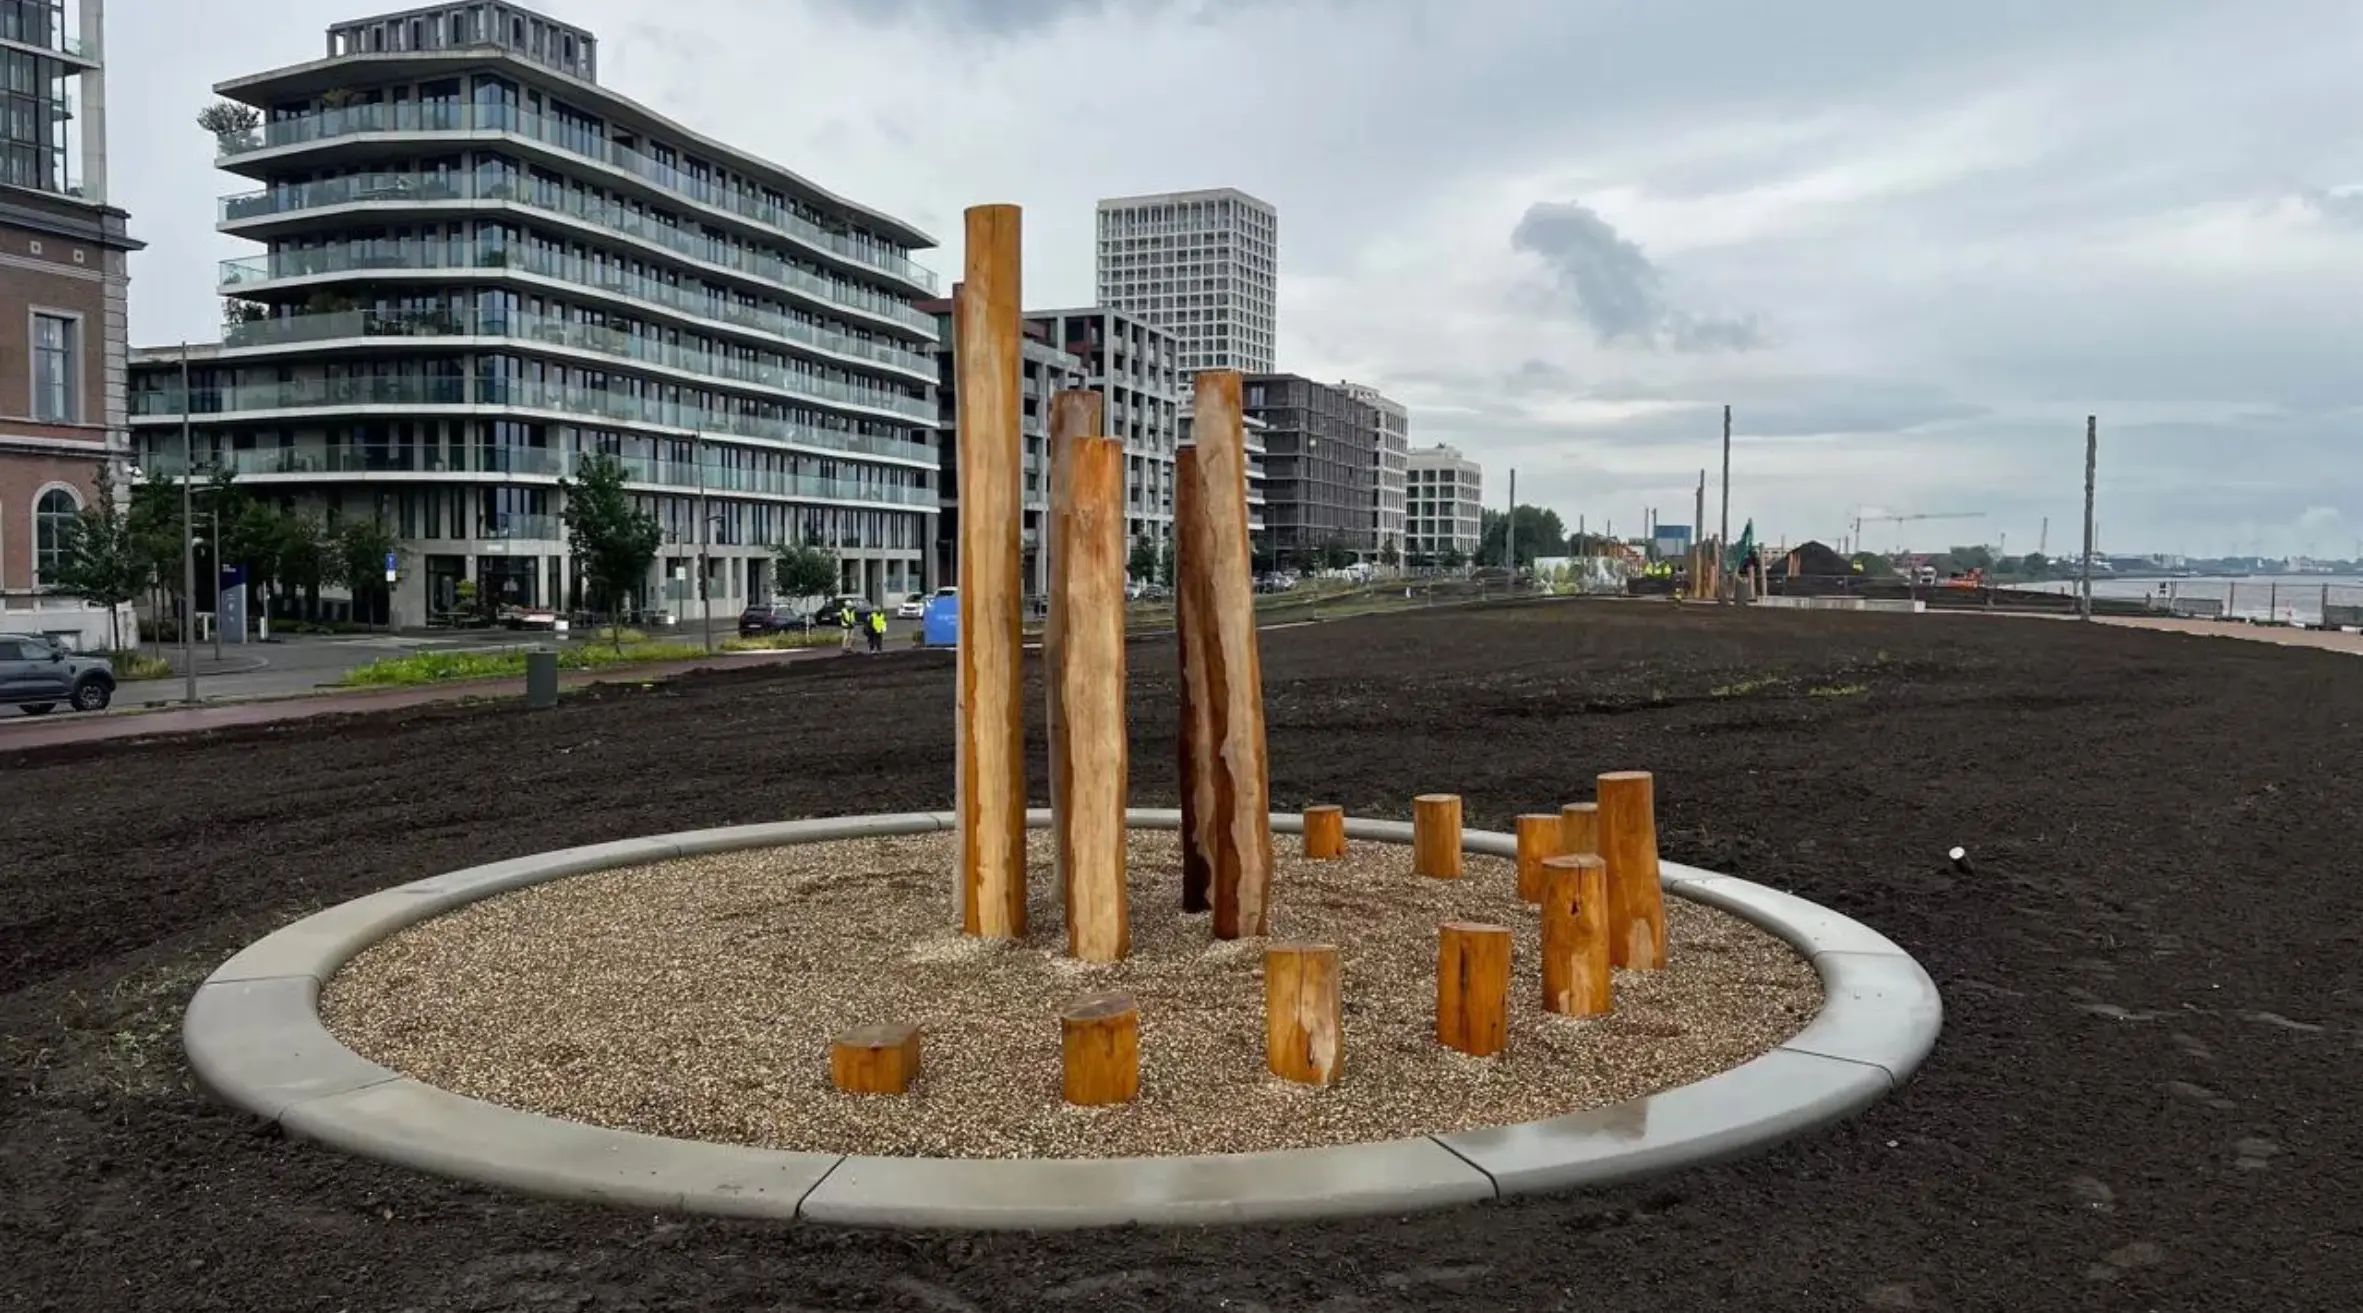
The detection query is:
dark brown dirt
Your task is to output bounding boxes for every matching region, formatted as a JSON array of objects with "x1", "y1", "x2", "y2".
[{"x1": 4, "y1": 600, "x2": 2359, "y2": 1312}]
